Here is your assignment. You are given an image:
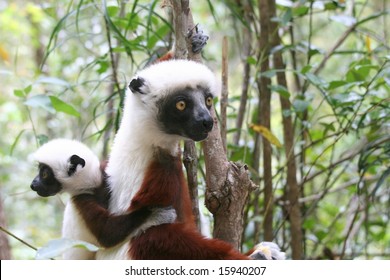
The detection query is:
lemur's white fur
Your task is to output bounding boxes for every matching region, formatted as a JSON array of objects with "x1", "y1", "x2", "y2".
[
  {"x1": 33, "y1": 139, "x2": 177, "y2": 259},
  {"x1": 33, "y1": 139, "x2": 102, "y2": 259},
  {"x1": 98, "y1": 60, "x2": 218, "y2": 259},
  {"x1": 107, "y1": 60, "x2": 218, "y2": 215},
  {"x1": 33, "y1": 139, "x2": 102, "y2": 195}
]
